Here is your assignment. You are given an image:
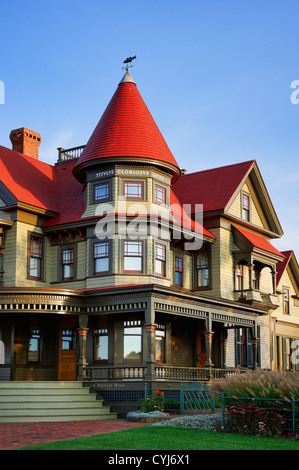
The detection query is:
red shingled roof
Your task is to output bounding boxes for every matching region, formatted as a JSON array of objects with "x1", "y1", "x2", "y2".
[
  {"x1": 42, "y1": 159, "x2": 85, "y2": 227},
  {"x1": 73, "y1": 72, "x2": 180, "y2": 183},
  {"x1": 170, "y1": 188, "x2": 215, "y2": 239},
  {"x1": 233, "y1": 225, "x2": 285, "y2": 258},
  {"x1": 172, "y1": 160, "x2": 255, "y2": 212},
  {"x1": 0, "y1": 145, "x2": 58, "y2": 212}
]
